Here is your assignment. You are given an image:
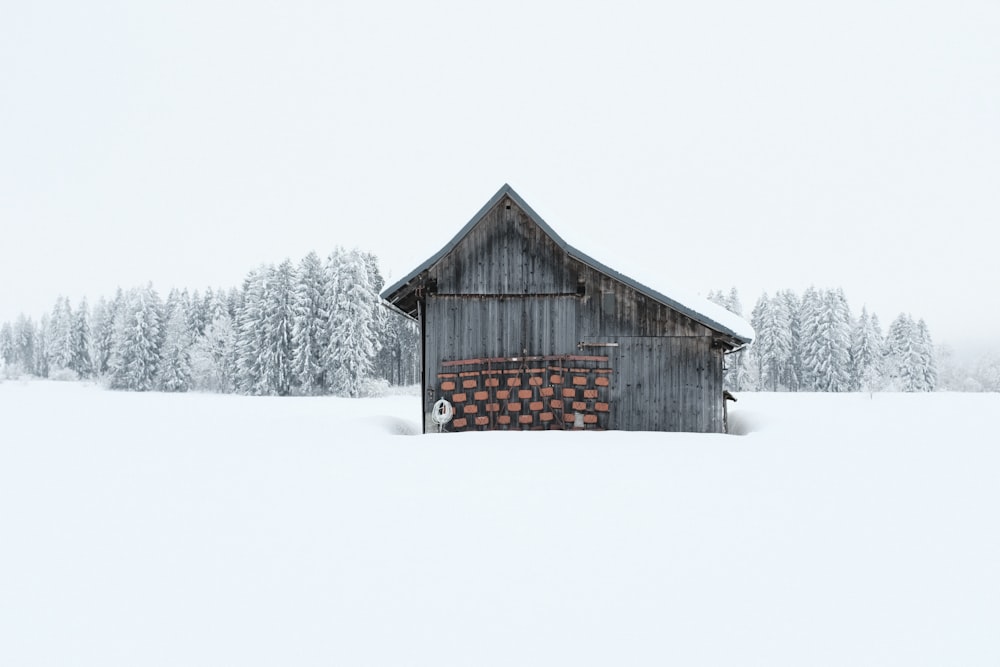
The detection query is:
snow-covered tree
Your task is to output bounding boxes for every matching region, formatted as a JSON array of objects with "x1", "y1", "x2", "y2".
[
  {"x1": 884, "y1": 314, "x2": 922, "y2": 391},
  {"x1": 850, "y1": 307, "x2": 885, "y2": 393},
  {"x1": 89, "y1": 292, "x2": 120, "y2": 377},
  {"x1": 326, "y1": 249, "x2": 379, "y2": 397},
  {"x1": 291, "y1": 251, "x2": 329, "y2": 394},
  {"x1": 109, "y1": 285, "x2": 163, "y2": 391},
  {"x1": 190, "y1": 312, "x2": 236, "y2": 392},
  {"x1": 262, "y1": 260, "x2": 296, "y2": 396},
  {"x1": 234, "y1": 267, "x2": 270, "y2": 395},
  {"x1": 800, "y1": 289, "x2": 852, "y2": 392},
  {"x1": 0, "y1": 322, "x2": 14, "y2": 370},
  {"x1": 158, "y1": 297, "x2": 193, "y2": 392},
  {"x1": 750, "y1": 292, "x2": 793, "y2": 391},
  {"x1": 66, "y1": 299, "x2": 92, "y2": 377},
  {"x1": 915, "y1": 319, "x2": 937, "y2": 391}
]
